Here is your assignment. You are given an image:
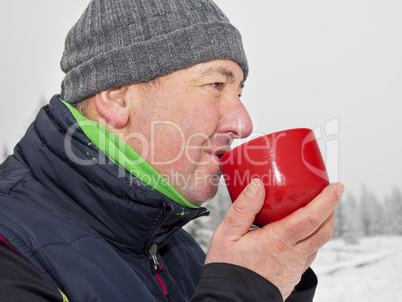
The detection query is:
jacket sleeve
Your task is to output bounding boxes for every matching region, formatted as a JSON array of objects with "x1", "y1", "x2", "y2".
[
  {"x1": 0, "y1": 241, "x2": 65, "y2": 302},
  {"x1": 191, "y1": 263, "x2": 317, "y2": 302}
]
